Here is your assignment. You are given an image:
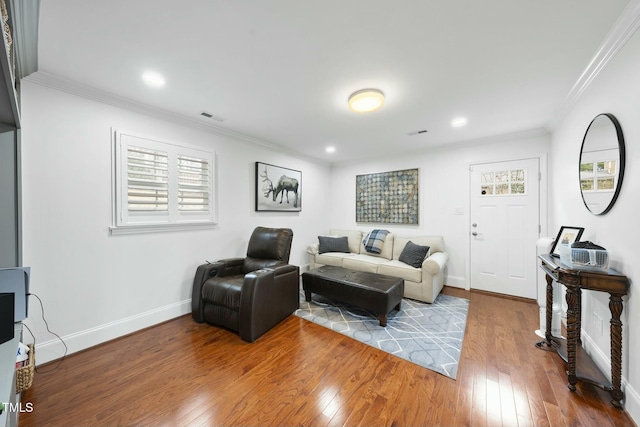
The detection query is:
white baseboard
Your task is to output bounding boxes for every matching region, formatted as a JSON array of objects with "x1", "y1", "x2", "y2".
[
  {"x1": 29, "y1": 299, "x2": 191, "y2": 366},
  {"x1": 581, "y1": 330, "x2": 638, "y2": 421},
  {"x1": 582, "y1": 330, "x2": 613, "y2": 382},
  {"x1": 446, "y1": 275, "x2": 466, "y2": 289},
  {"x1": 624, "y1": 383, "x2": 640, "y2": 425}
]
